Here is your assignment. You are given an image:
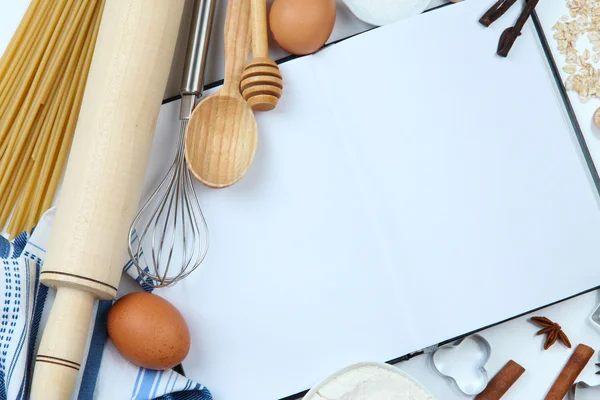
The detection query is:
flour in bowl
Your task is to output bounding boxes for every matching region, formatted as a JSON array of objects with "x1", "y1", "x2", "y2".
[{"x1": 314, "y1": 364, "x2": 435, "y2": 400}]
